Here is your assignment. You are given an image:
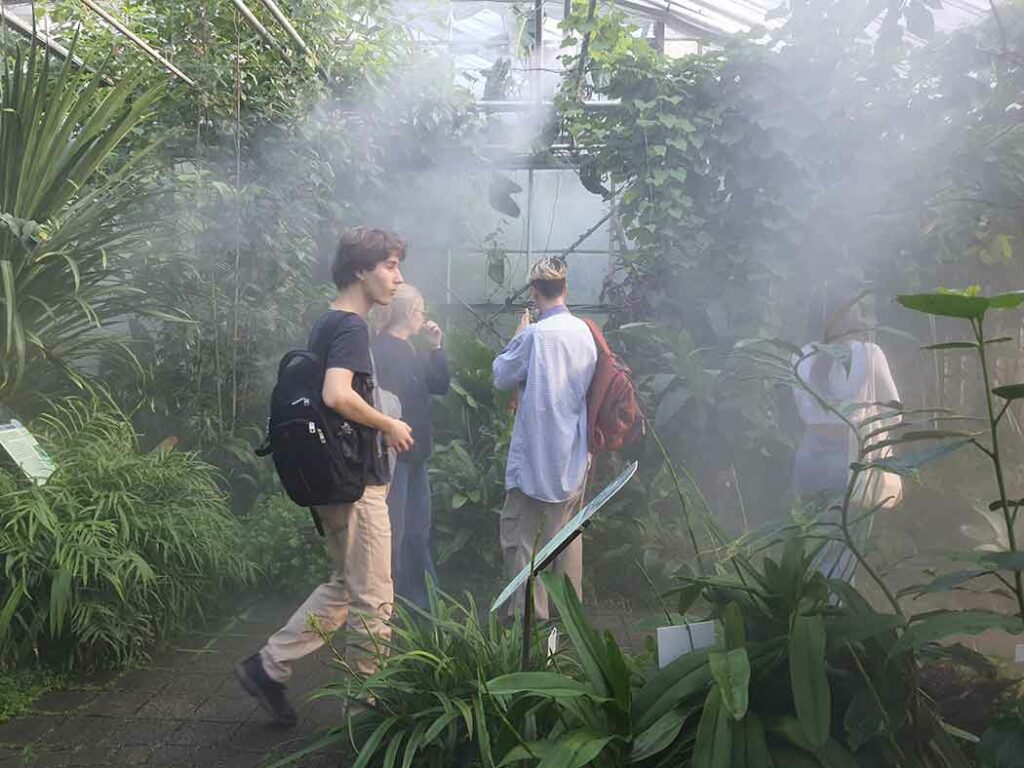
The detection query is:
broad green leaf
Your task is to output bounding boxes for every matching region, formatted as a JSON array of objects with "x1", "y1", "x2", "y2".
[
  {"x1": 487, "y1": 672, "x2": 600, "y2": 699},
  {"x1": 898, "y1": 569, "x2": 990, "y2": 597},
  {"x1": 541, "y1": 573, "x2": 611, "y2": 698},
  {"x1": 352, "y1": 717, "x2": 400, "y2": 768},
  {"x1": 921, "y1": 341, "x2": 977, "y2": 351},
  {"x1": 536, "y1": 729, "x2": 612, "y2": 768},
  {"x1": 976, "y1": 718, "x2": 1024, "y2": 768},
  {"x1": 824, "y1": 613, "x2": 905, "y2": 644},
  {"x1": 693, "y1": 687, "x2": 731, "y2": 768},
  {"x1": 765, "y1": 716, "x2": 817, "y2": 753},
  {"x1": 988, "y1": 291, "x2": 1024, "y2": 310},
  {"x1": 897, "y1": 292, "x2": 989, "y2": 319},
  {"x1": 891, "y1": 610, "x2": 1024, "y2": 656},
  {"x1": 676, "y1": 582, "x2": 703, "y2": 615},
  {"x1": 767, "y1": 746, "x2": 820, "y2": 767},
  {"x1": 844, "y1": 686, "x2": 888, "y2": 752},
  {"x1": 854, "y1": 438, "x2": 971, "y2": 477},
  {"x1": 790, "y1": 613, "x2": 830, "y2": 748},
  {"x1": 709, "y1": 648, "x2": 750, "y2": 721},
  {"x1": 993, "y1": 384, "x2": 1024, "y2": 401},
  {"x1": 628, "y1": 709, "x2": 688, "y2": 763},
  {"x1": 723, "y1": 602, "x2": 746, "y2": 650},
  {"x1": 632, "y1": 647, "x2": 713, "y2": 730},
  {"x1": 820, "y1": 738, "x2": 862, "y2": 768},
  {"x1": 734, "y1": 711, "x2": 770, "y2": 768}
]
